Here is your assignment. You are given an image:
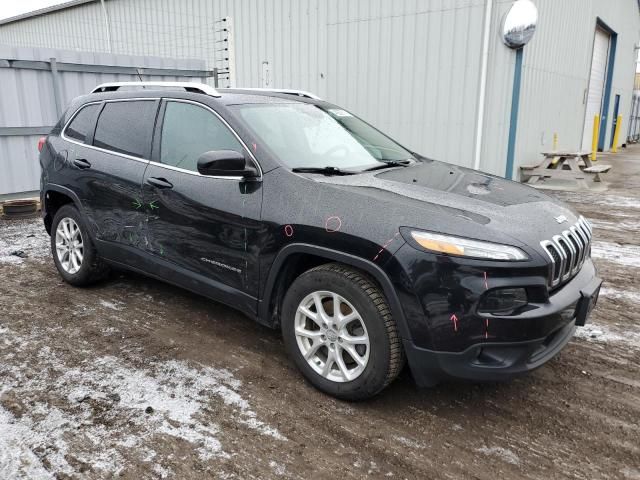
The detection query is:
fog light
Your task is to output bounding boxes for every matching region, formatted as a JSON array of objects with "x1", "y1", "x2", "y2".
[{"x1": 478, "y1": 288, "x2": 528, "y2": 315}]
